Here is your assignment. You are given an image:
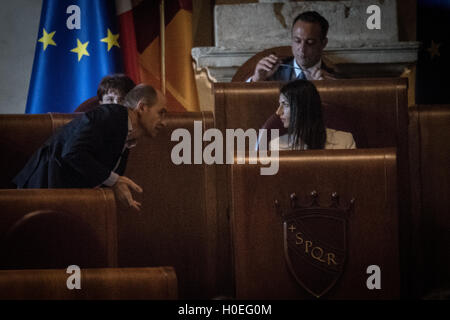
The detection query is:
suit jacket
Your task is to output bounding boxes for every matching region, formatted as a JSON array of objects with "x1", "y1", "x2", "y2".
[
  {"x1": 13, "y1": 104, "x2": 129, "y2": 188},
  {"x1": 270, "y1": 128, "x2": 356, "y2": 150},
  {"x1": 268, "y1": 57, "x2": 337, "y2": 81}
]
